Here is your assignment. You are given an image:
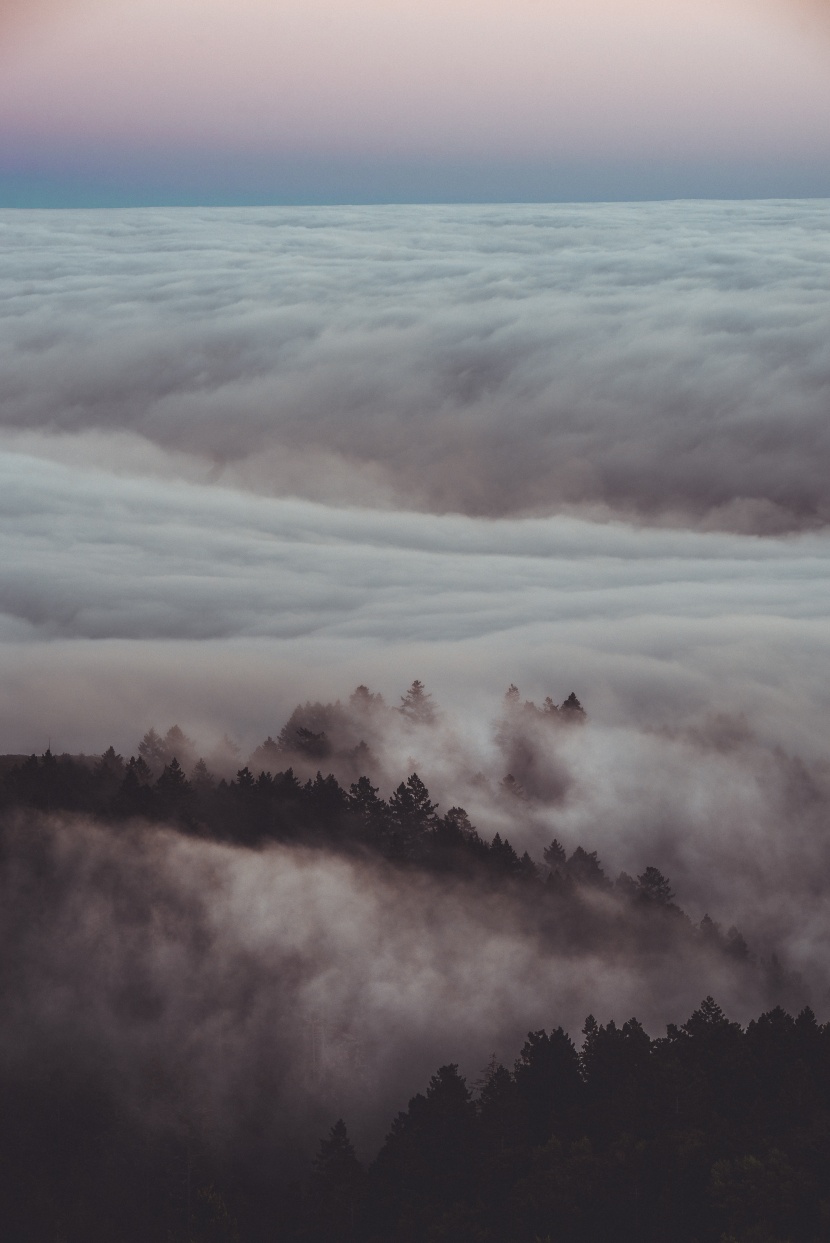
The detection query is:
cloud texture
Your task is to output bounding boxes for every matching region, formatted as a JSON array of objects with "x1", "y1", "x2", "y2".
[
  {"x1": 2, "y1": 203, "x2": 830, "y2": 1156},
  {"x1": 2, "y1": 203, "x2": 830, "y2": 529}
]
